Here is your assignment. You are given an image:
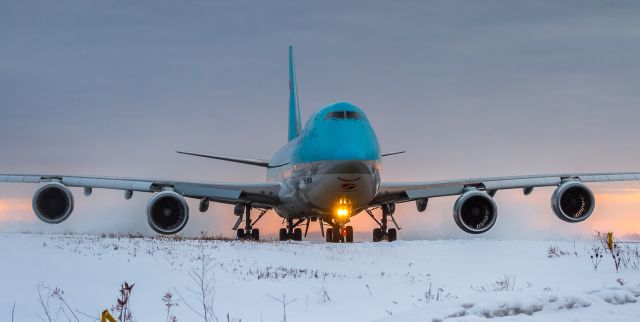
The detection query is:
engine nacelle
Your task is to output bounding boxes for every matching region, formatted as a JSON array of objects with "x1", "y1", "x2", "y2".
[
  {"x1": 453, "y1": 190, "x2": 497, "y2": 234},
  {"x1": 146, "y1": 190, "x2": 189, "y2": 235},
  {"x1": 551, "y1": 182, "x2": 594, "y2": 223},
  {"x1": 32, "y1": 182, "x2": 74, "y2": 224}
]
